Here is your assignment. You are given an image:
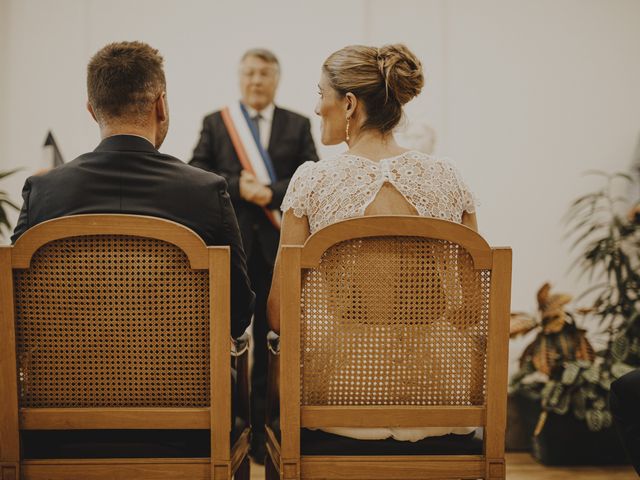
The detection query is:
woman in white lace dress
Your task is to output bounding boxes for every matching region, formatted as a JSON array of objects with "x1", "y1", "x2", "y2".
[{"x1": 267, "y1": 44, "x2": 478, "y2": 442}]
